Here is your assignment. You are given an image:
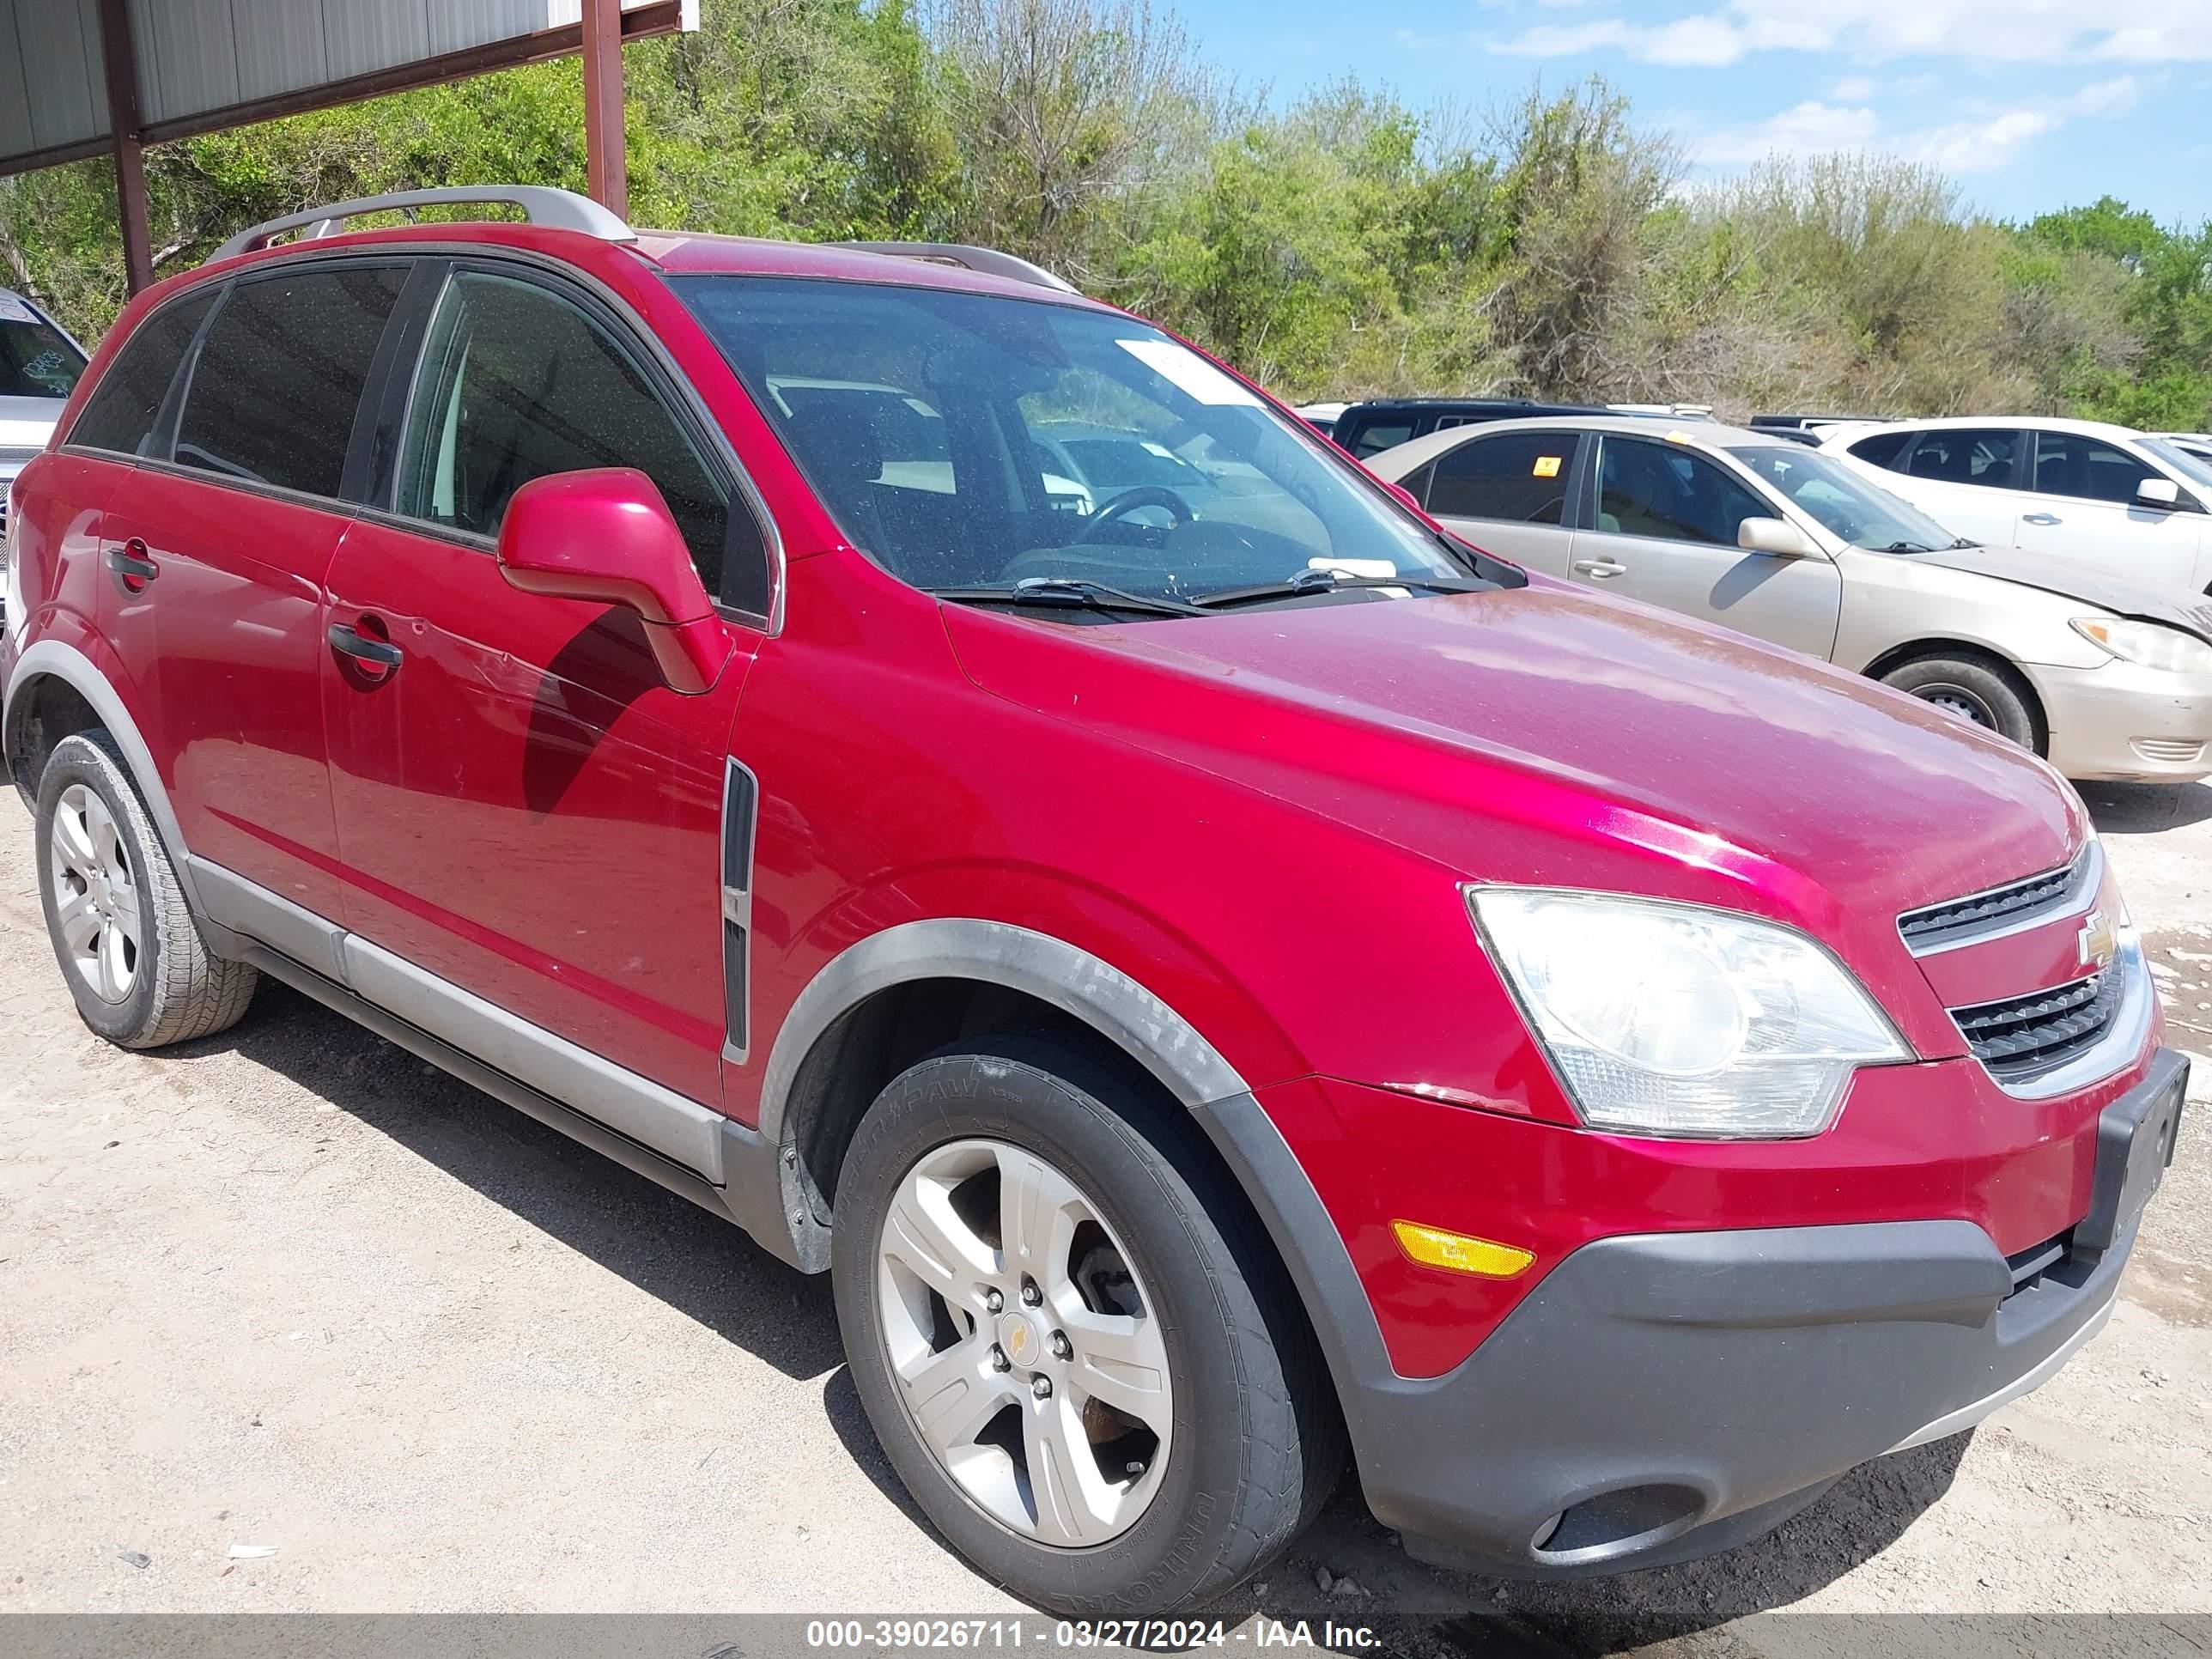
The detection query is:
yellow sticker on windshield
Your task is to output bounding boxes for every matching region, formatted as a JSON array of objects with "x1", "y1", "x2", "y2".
[{"x1": 1532, "y1": 454, "x2": 1562, "y2": 477}]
